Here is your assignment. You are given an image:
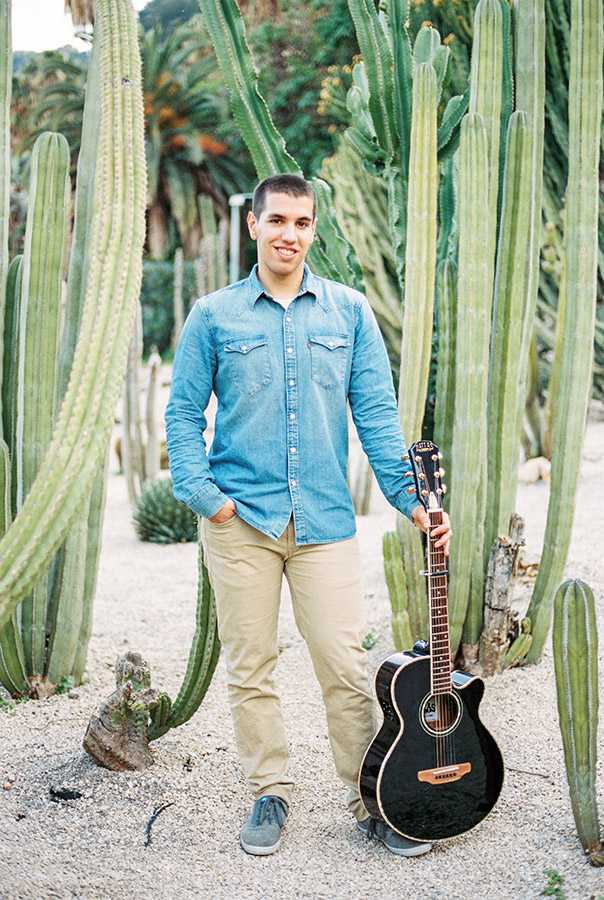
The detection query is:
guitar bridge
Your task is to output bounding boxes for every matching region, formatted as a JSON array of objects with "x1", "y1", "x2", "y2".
[{"x1": 417, "y1": 762, "x2": 472, "y2": 784}]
